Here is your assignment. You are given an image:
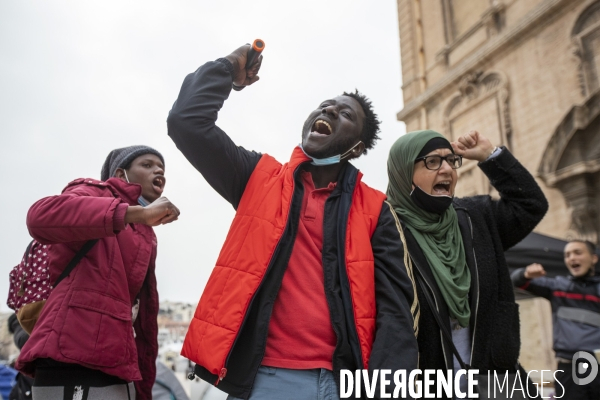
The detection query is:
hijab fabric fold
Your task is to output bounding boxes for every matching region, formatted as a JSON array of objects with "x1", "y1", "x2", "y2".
[{"x1": 386, "y1": 130, "x2": 471, "y2": 327}]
